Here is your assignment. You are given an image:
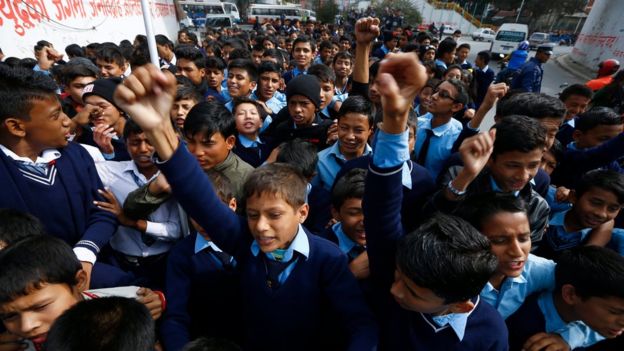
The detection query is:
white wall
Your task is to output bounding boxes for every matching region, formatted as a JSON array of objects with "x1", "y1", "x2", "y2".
[
  {"x1": 0, "y1": 0, "x2": 179, "y2": 59},
  {"x1": 410, "y1": 0, "x2": 479, "y2": 34},
  {"x1": 570, "y1": 0, "x2": 624, "y2": 71}
]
